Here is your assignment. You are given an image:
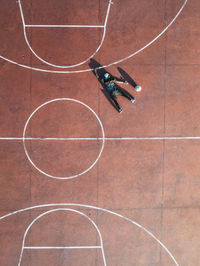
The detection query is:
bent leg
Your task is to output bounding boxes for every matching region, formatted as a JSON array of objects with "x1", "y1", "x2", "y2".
[
  {"x1": 110, "y1": 93, "x2": 122, "y2": 112},
  {"x1": 117, "y1": 87, "x2": 135, "y2": 101}
]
